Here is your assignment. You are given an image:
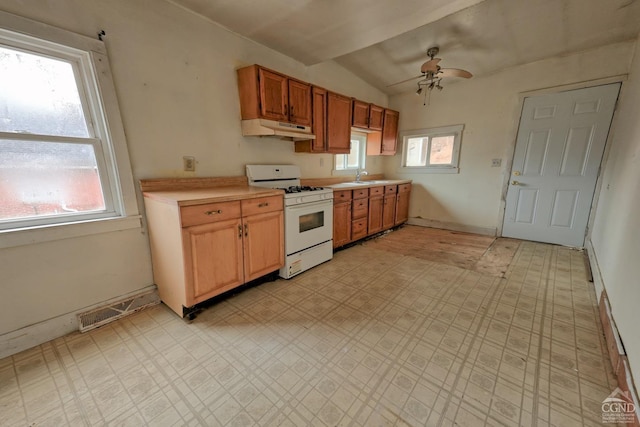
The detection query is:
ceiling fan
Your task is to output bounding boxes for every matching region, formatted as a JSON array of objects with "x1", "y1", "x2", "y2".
[{"x1": 388, "y1": 47, "x2": 473, "y2": 103}]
